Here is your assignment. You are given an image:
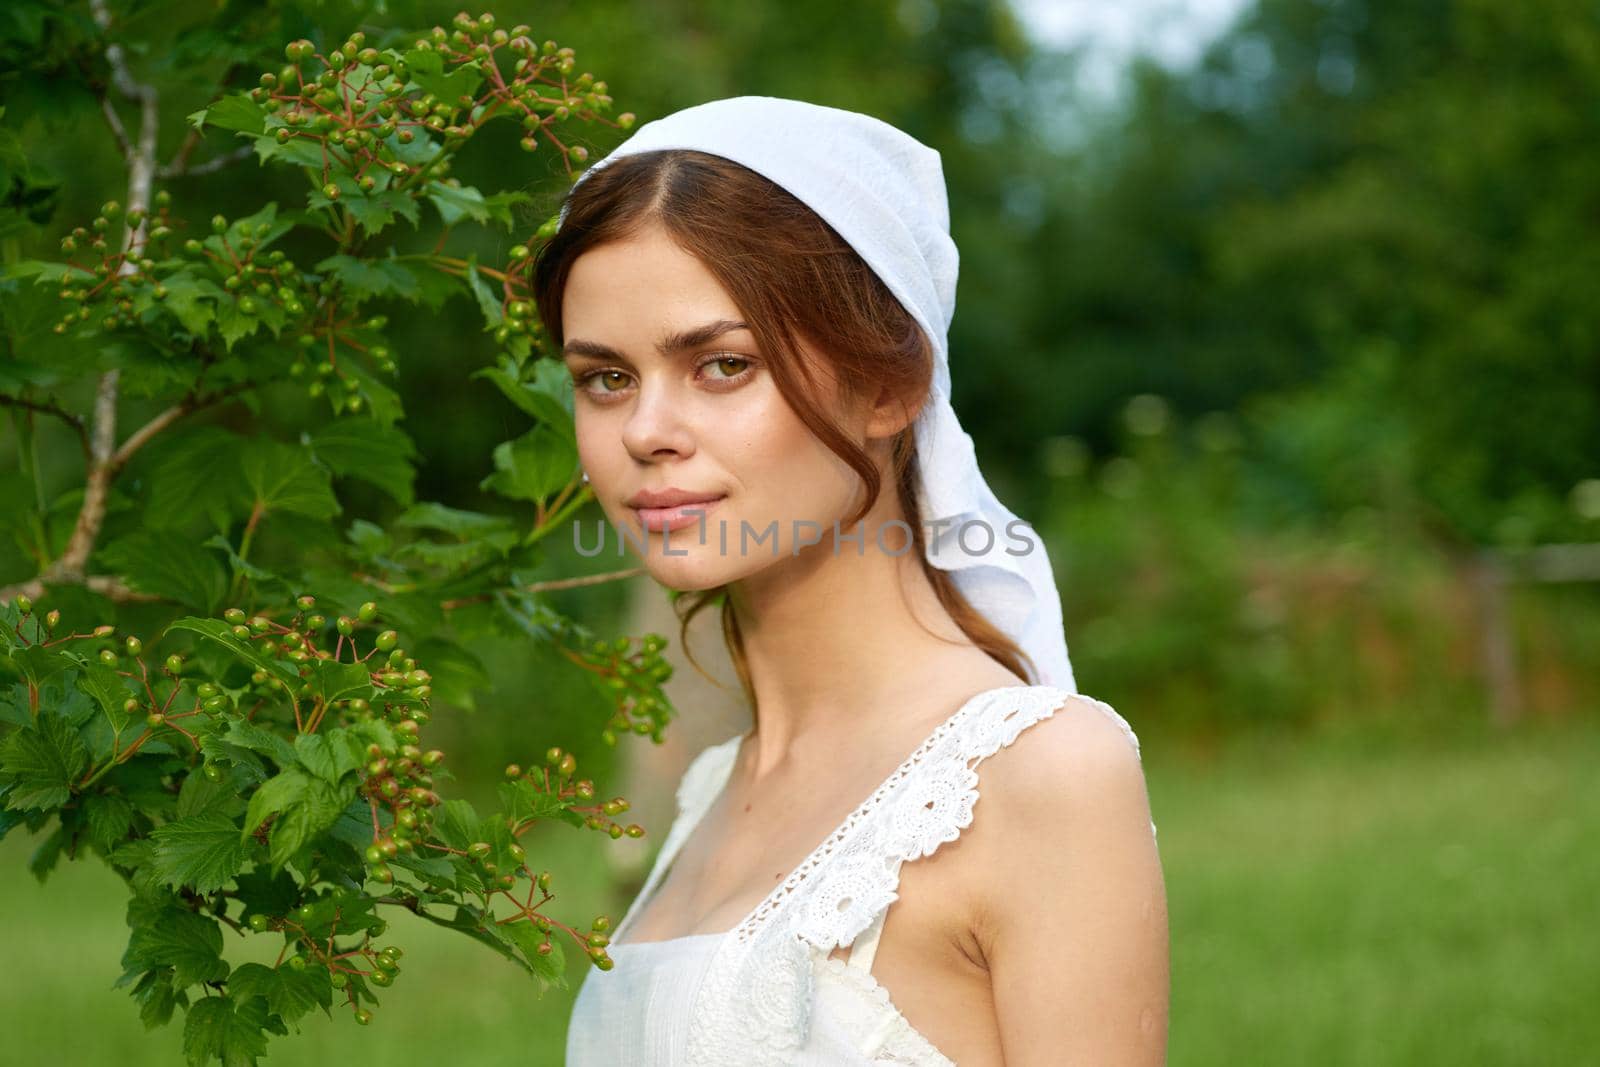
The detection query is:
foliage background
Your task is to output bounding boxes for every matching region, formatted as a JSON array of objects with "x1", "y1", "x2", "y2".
[{"x1": 2, "y1": 0, "x2": 1596, "y2": 1062}]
